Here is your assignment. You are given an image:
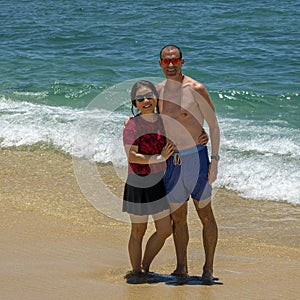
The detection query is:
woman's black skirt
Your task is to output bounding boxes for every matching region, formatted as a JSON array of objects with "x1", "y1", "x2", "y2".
[{"x1": 123, "y1": 172, "x2": 169, "y2": 215}]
